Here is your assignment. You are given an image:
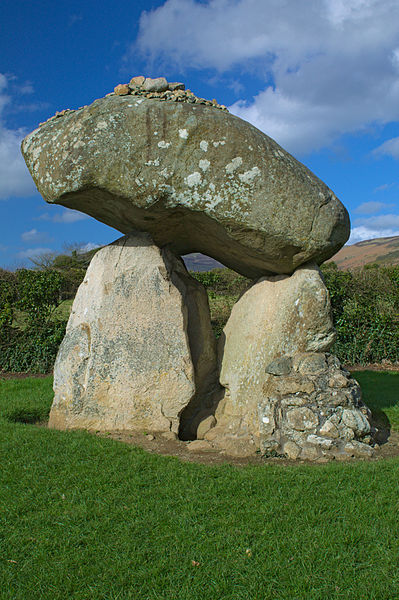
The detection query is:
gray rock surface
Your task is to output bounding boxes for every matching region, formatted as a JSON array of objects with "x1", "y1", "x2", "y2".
[
  {"x1": 186, "y1": 439, "x2": 215, "y2": 452},
  {"x1": 49, "y1": 232, "x2": 218, "y2": 435},
  {"x1": 22, "y1": 93, "x2": 349, "y2": 279},
  {"x1": 142, "y1": 77, "x2": 169, "y2": 92},
  {"x1": 206, "y1": 263, "x2": 336, "y2": 456},
  {"x1": 209, "y1": 346, "x2": 375, "y2": 460},
  {"x1": 196, "y1": 415, "x2": 216, "y2": 439},
  {"x1": 205, "y1": 264, "x2": 374, "y2": 458}
]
